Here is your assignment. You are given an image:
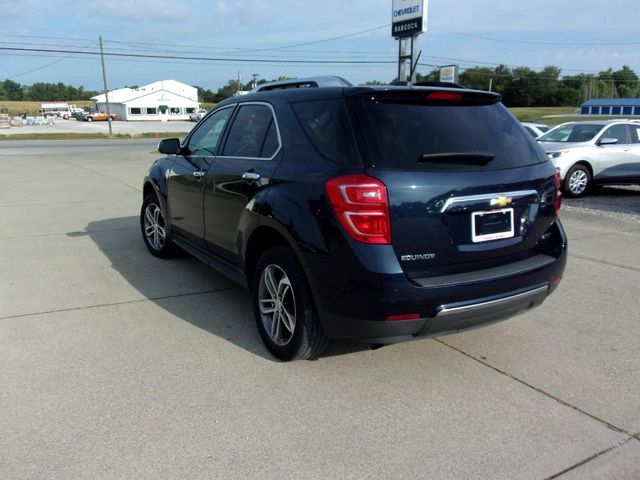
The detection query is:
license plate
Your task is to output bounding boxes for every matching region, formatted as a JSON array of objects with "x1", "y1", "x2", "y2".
[{"x1": 471, "y1": 208, "x2": 514, "y2": 243}]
